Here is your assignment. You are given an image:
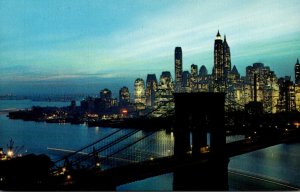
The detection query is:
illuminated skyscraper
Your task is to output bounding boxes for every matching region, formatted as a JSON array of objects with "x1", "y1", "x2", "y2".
[
  {"x1": 145, "y1": 74, "x2": 158, "y2": 107},
  {"x1": 175, "y1": 47, "x2": 182, "y2": 92},
  {"x1": 223, "y1": 35, "x2": 231, "y2": 77},
  {"x1": 213, "y1": 30, "x2": 224, "y2": 81},
  {"x1": 213, "y1": 31, "x2": 231, "y2": 82},
  {"x1": 159, "y1": 71, "x2": 174, "y2": 91},
  {"x1": 245, "y1": 63, "x2": 279, "y2": 113},
  {"x1": 134, "y1": 78, "x2": 146, "y2": 110},
  {"x1": 286, "y1": 59, "x2": 300, "y2": 112},
  {"x1": 190, "y1": 64, "x2": 198, "y2": 92},
  {"x1": 153, "y1": 71, "x2": 174, "y2": 117},
  {"x1": 295, "y1": 58, "x2": 300, "y2": 84},
  {"x1": 119, "y1": 86, "x2": 130, "y2": 107},
  {"x1": 295, "y1": 84, "x2": 300, "y2": 112},
  {"x1": 196, "y1": 75, "x2": 211, "y2": 93},
  {"x1": 277, "y1": 76, "x2": 296, "y2": 112},
  {"x1": 100, "y1": 88, "x2": 112, "y2": 109},
  {"x1": 182, "y1": 71, "x2": 191, "y2": 92}
]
